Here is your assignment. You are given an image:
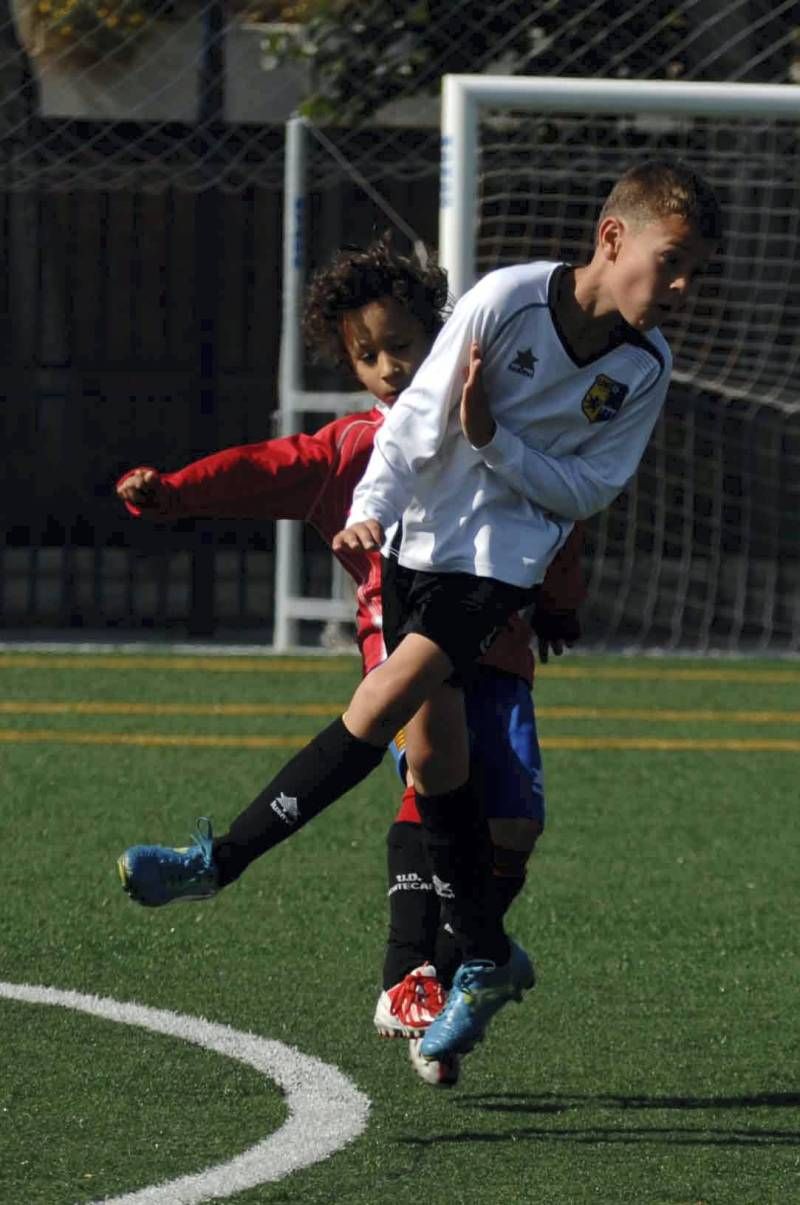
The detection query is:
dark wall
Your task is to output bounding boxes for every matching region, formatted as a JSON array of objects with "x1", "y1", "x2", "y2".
[{"x1": 0, "y1": 134, "x2": 441, "y2": 639}]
